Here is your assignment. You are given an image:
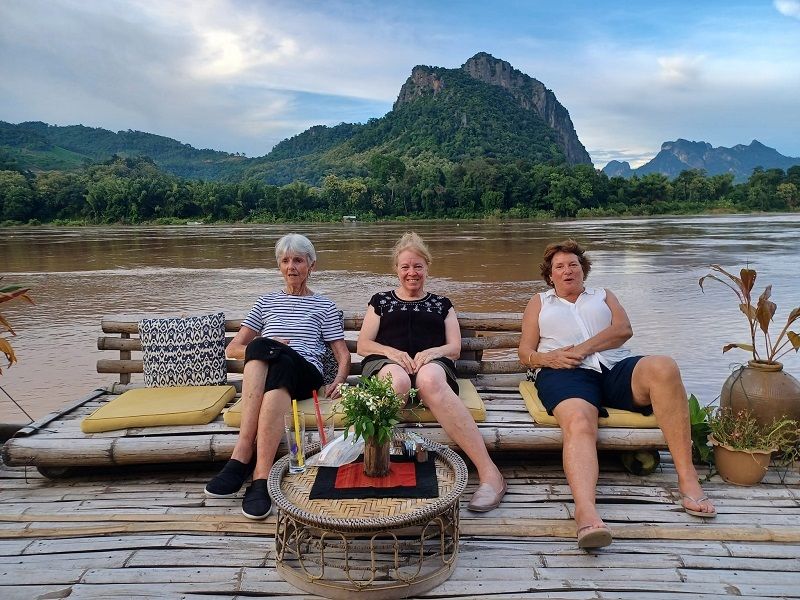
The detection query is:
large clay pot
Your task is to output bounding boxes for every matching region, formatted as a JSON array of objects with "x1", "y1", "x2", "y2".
[
  {"x1": 363, "y1": 436, "x2": 391, "y2": 477},
  {"x1": 710, "y1": 437, "x2": 773, "y2": 486},
  {"x1": 721, "y1": 361, "x2": 800, "y2": 426}
]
